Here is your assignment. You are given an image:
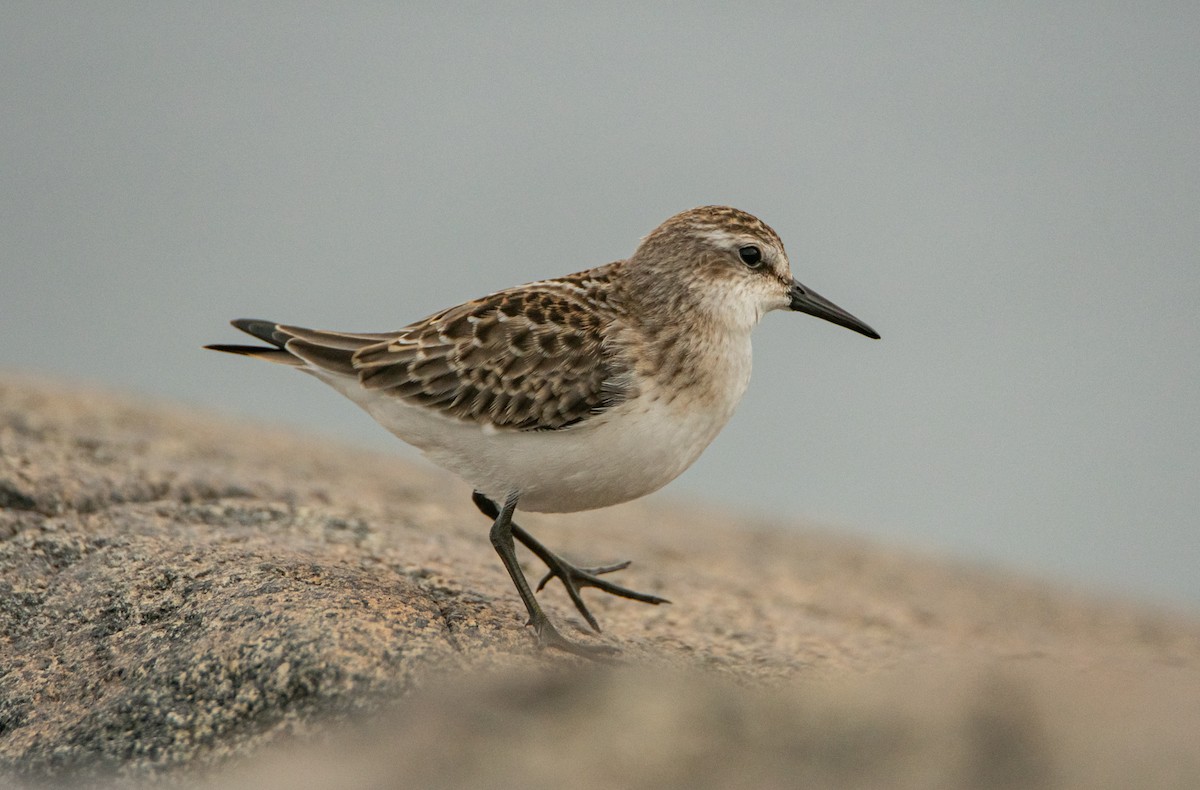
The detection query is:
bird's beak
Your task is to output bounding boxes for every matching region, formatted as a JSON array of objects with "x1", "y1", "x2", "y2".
[{"x1": 789, "y1": 279, "x2": 880, "y2": 339}]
